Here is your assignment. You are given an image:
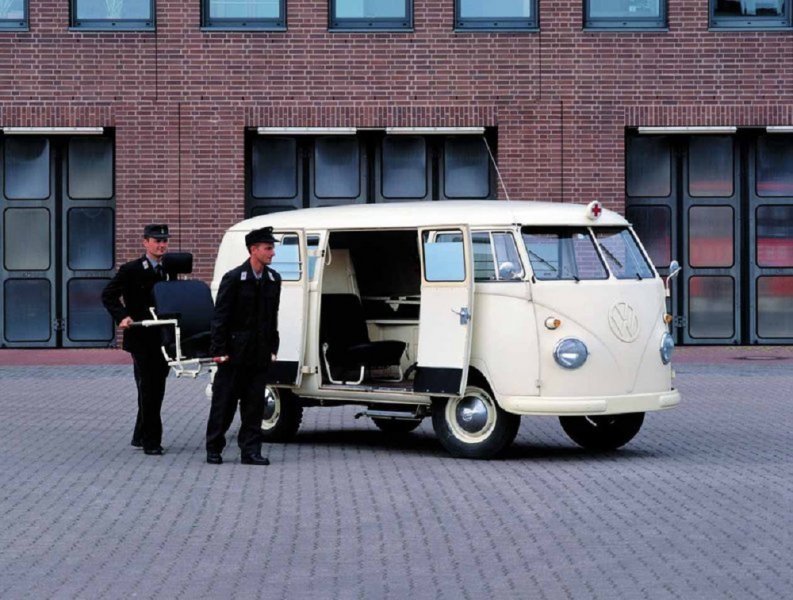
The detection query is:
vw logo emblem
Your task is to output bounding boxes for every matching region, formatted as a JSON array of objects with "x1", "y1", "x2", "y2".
[{"x1": 609, "y1": 302, "x2": 639, "y2": 342}]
